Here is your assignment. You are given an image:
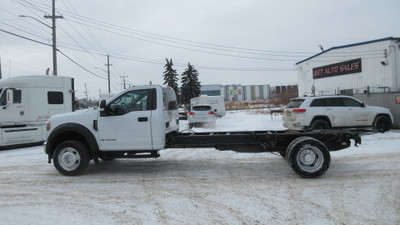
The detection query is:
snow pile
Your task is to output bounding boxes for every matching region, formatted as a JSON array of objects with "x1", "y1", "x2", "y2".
[{"x1": 0, "y1": 111, "x2": 399, "y2": 225}]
